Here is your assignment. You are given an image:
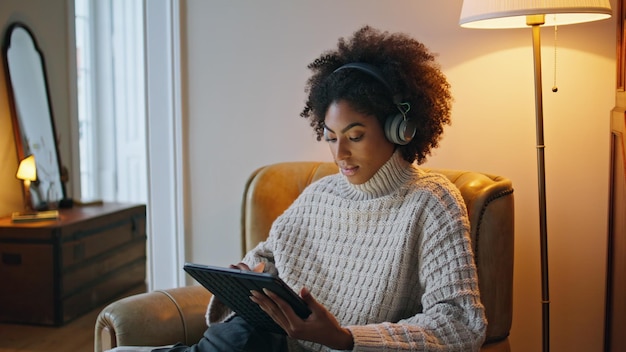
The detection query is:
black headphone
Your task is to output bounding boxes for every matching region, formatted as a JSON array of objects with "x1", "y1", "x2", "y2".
[{"x1": 333, "y1": 62, "x2": 415, "y2": 145}]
